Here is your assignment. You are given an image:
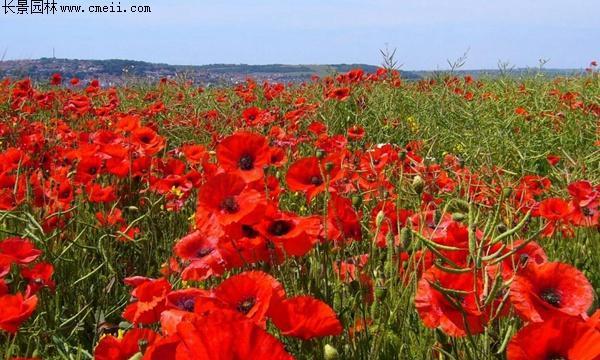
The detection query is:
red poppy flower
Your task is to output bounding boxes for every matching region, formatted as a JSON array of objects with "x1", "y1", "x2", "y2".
[
  {"x1": 546, "y1": 154, "x2": 561, "y2": 166},
  {"x1": 74, "y1": 156, "x2": 102, "y2": 184},
  {"x1": 509, "y1": 262, "x2": 594, "y2": 322},
  {"x1": 212, "y1": 270, "x2": 285, "y2": 327},
  {"x1": 334, "y1": 254, "x2": 369, "y2": 283},
  {"x1": 94, "y1": 328, "x2": 159, "y2": 360},
  {"x1": 269, "y1": 295, "x2": 343, "y2": 340},
  {"x1": 507, "y1": 315, "x2": 600, "y2": 360},
  {"x1": 347, "y1": 125, "x2": 365, "y2": 140},
  {"x1": 327, "y1": 194, "x2": 362, "y2": 244},
  {"x1": 216, "y1": 132, "x2": 270, "y2": 183},
  {"x1": 21, "y1": 262, "x2": 55, "y2": 295},
  {"x1": 257, "y1": 209, "x2": 321, "y2": 258},
  {"x1": 166, "y1": 288, "x2": 211, "y2": 312},
  {"x1": 286, "y1": 155, "x2": 343, "y2": 202},
  {"x1": 181, "y1": 144, "x2": 208, "y2": 165},
  {"x1": 0, "y1": 237, "x2": 41, "y2": 265},
  {"x1": 326, "y1": 87, "x2": 351, "y2": 101},
  {"x1": 122, "y1": 278, "x2": 171, "y2": 325},
  {"x1": 197, "y1": 173, "x2": 266, "y2": 227},
  {"x1": 86, "y1": 183, "x2": 117, "y2": 204},
  {"x1": 499, "y1": 240, "x2": 547, "y2": 279},
  {"x1": 0, "y1": 279, "x2": 7, "y2": 295},
  {"x1": 567, "y1": 180, "x2": 599, "y2": 227},
  {"x1": 175, "y1": 228, "x2": 229, "y2": 281},
  {"x1": 50, "y1": 73, "x2": 62, "y2": 86},
  {"x1": 130, "y1": 127, "x2": 165, "y2": 156},
  {"x1": 146, "y1": 309, "x2": 294, "y2": 360},
  {"x1": 415, "y1": 268, "x2": 487, "y2": 337},
  {"x1": 0, "y1": 293, "x2": 38, "y2": 333},
  {"x1": 538, "y1": 198, "x2": 572, "y2": 221}
]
